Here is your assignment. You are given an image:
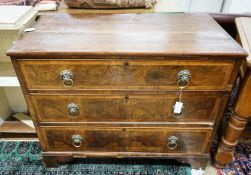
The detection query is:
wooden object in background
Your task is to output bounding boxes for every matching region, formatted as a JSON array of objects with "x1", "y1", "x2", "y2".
[
  {"x1": 0, "y1": 116, "x2": 35, "y2": 134},
  {"x1": 214, "y1": 17, "x2": 251, "y2": 168},
  {"x1": 7, "y1": 13, "x2": 247, "y2": 169},
  {"x1": 0, "y1": 114, "x2": 37, "y2": 140},
  {"x1": 235, "y1": 18, "x2": 251, "y2": 67},
  {"x1": 209, "y1": 13, "x2": 251, "y2": 39},
  {"x1": 214, "y1": 69, "x2": 251, "y2": 168}
]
